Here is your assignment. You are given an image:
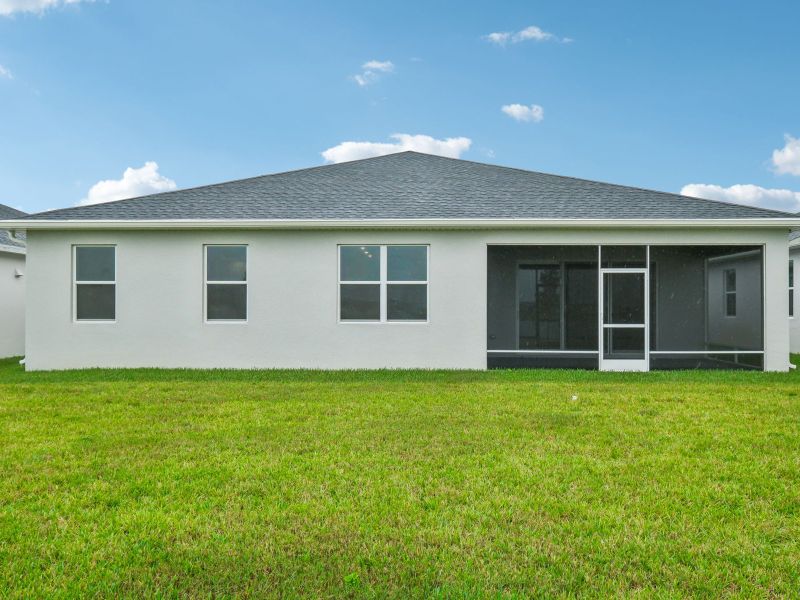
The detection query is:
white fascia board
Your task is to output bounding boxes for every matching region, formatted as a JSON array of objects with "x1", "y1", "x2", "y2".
[{"x1": 4, "y1": 218, "x2": 800, "y2": 230}]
